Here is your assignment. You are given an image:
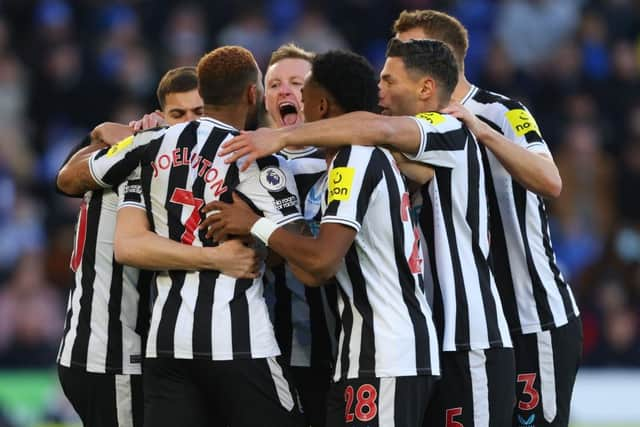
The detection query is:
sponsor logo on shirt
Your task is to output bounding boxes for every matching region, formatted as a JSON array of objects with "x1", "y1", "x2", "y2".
[
  {"x1": 106, "y1": 135, "x2": 134, "y2": 157},
  {"x1": 505, "y1": 109, "x2": 540, "y2": 137},
  {"x1": 329, "y1": 167, "x2": 355, "y2": 203},
  {"x1": 415, "y1": 112, "x2": 446, "y2": 126}
]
